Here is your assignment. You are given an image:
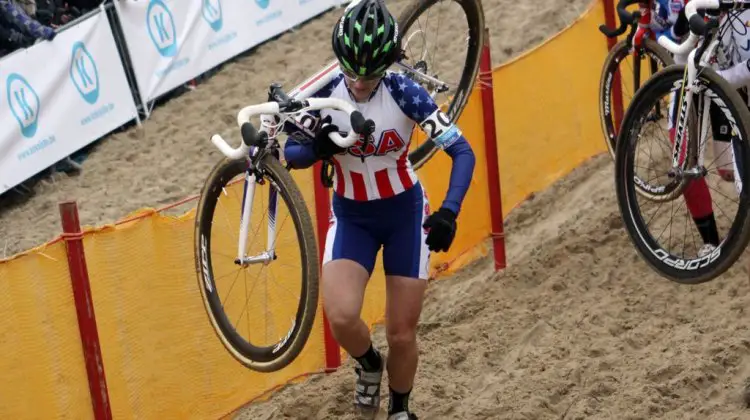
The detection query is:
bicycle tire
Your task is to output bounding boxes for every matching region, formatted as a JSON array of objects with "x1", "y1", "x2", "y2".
[
  {"x1": 194, "y1": 153, "x2": 319, "y2": 372},
  {"x1": 599, "y1": 37, "x2": 673, "y2": 159},
  {"x1": 615, "y1": 65, "x2": 750, "y2": 284},
  {"x1": 398, "y1": 0, "x2": 485, "y2": 170}
]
